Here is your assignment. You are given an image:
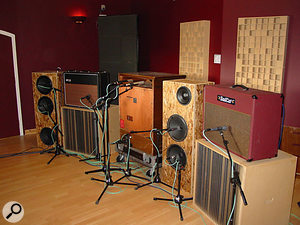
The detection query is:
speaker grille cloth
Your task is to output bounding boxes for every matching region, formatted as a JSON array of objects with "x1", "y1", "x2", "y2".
[
  {"x1": 195, "y1": 142, "x2": 238, "y2": 225},
  {"x1": 63, "y1": 108, "x2": 98, "y2": 155},
  {"x1": 204, "y1": 102, "x2": 251, "y2": 159}
]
